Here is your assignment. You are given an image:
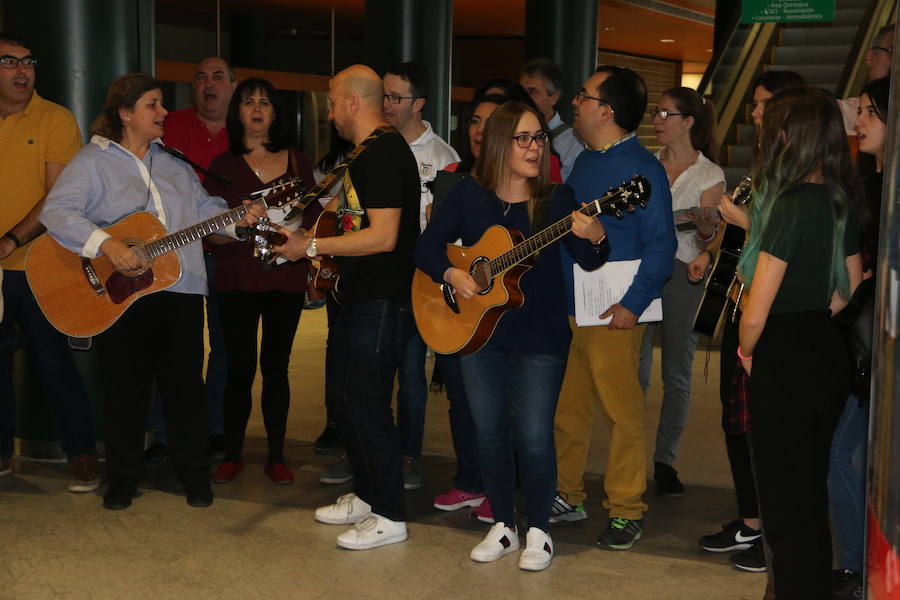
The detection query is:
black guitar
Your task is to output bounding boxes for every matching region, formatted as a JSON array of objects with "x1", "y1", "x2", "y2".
[{"x1": 692, "y1": 176, "x2": 752, "y2": 337}]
